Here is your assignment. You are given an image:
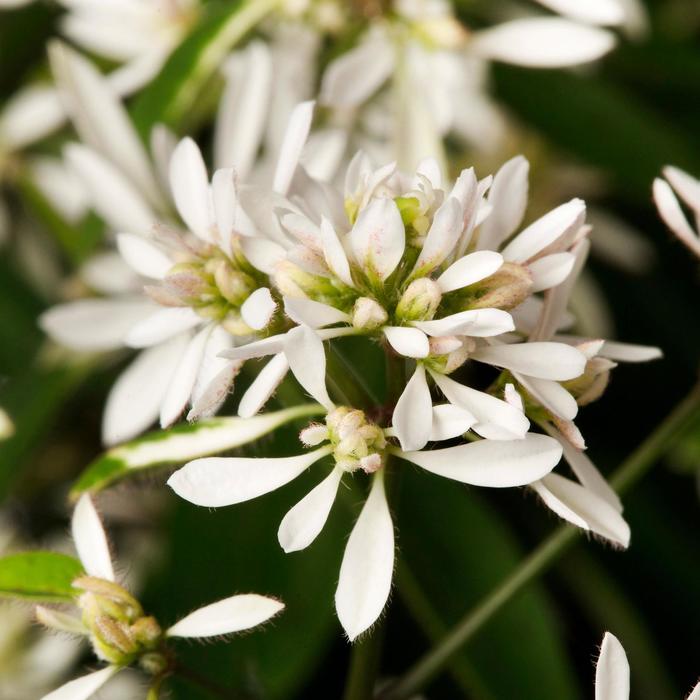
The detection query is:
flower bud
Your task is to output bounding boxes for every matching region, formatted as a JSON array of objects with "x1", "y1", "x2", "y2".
[
  {"x1": 426, "y1": 337, "x2": 474, "y2": 374},
  {"x1": 300, "y1": 424, "x2": 329, "y2": 446},
  {"x1": 464, "y1": 263, "x2": 533, "y2": 311},
  {"x1": 325, "y1": 407, "x2": 386, "y2": 472},
  {"x1": 563, "y1": 357, "x2": 615, "y2": 406},
  {"x1": 395, "y1": 279, "x2": 442, "y2": 322},
  {"x1": 214, "y1": 262, "x2": 255, "y2": 305},
  {"x1": 352, "y1": 297, "x2": 388, "y2": 330}
]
